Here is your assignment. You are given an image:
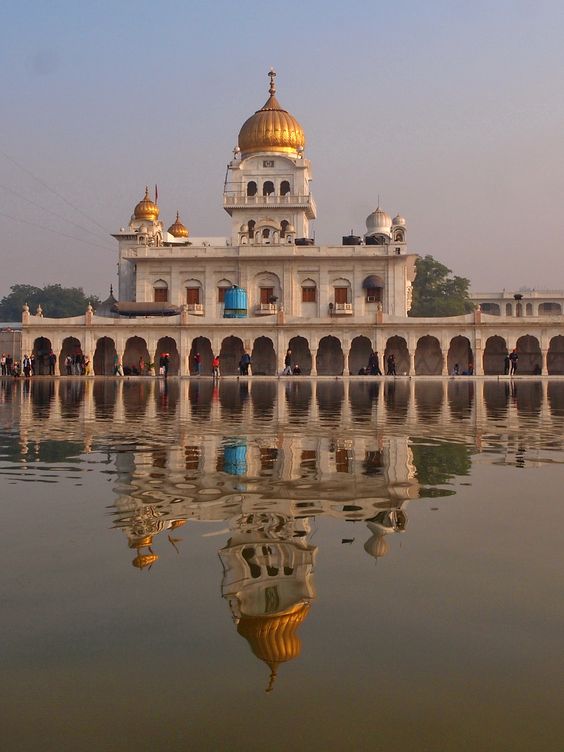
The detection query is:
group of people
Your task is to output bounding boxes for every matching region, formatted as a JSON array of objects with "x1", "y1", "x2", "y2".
[
  {"x1": 1, "y1": 350, "x2": 59, "y2": 377},
  {"x1": 64, "y1": 353, "x2": 91, "y2": 376},
  {"x1": 281, "y1": 349, "x2": 302, "y2": 375},
  {"x1": 358, "y1": 351, "x2": 397, "y2": 376},
  {"x1": 193, "y1": 350, "x2": 253, "y2": 377}
]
